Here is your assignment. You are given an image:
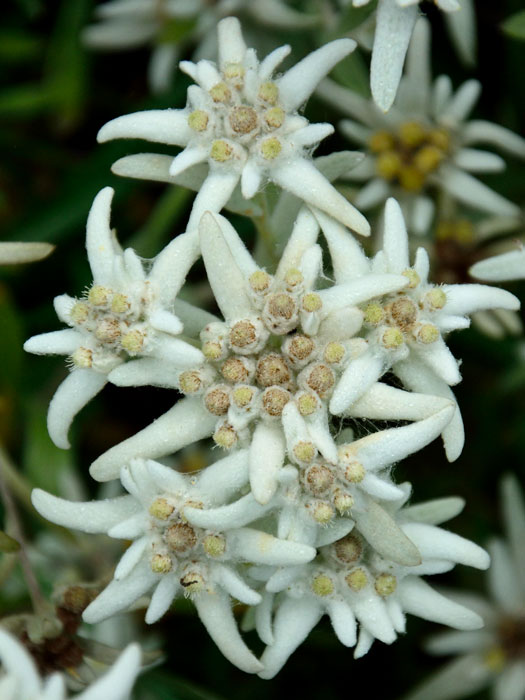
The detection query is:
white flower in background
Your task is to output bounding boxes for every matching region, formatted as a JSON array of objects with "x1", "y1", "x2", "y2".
[
  {"x1": 32, "y1": 455, "x2": 318, "y2": 674},
  {"x1": 317, "y1": 19, "x2": 525, "y2": 234},
  {"x1": 23, "y1": 187, "x2": 203, "y2": 449},
  {"x1": 470, "y1": 246, "x2": 525, "y2": 283},
  {"x1": 0, "y1": 242, "x2": 54, "y2": 265},
  {"x1": 351, "y1": 0, "x2": 476, "y2": 111},
  {"x1": 405, "y1": 474, "x2": 525, "y2": 700},
  {"x1": 83, "y1": 0, "x2": 318, "y2": 93},
  {"x1": 88, "y1": 207, "x2": 457, "y2": 484},
  {"x1": 97, "y1": 17, "x2": 370, "y2": 237},
  {"x1": 0, "y1": 629, "x2": 140, "y2": 700},
  {"x1": 316, "y1": 198, "x2": 519, "y2": 461},
  {"x1": 250, "y1": 485, "x2": 489, "y2": 679}
]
